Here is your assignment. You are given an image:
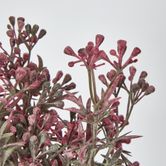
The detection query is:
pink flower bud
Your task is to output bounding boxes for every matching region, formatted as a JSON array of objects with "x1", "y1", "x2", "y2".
[
  {"x1": 17, "y1": 17, "x2": 25, "y2": 31},
  {"x1": 95, "y1": 34, "x2": 104, "y2": 47},
  {"x1": 6, "y1": 30, "x2": 14, "y2": 38},
  {"x1": 38, "y1": 29, "x2": 47, "y2": 39},
  {"x1": 98, "y1": 74, "x2": 108, "y2": 86},
  {"x1": 68, "y1": 61, "x2": 75, "y2": 67},
  {"x1": 109, "y1": 49, "x2": 117, "y2": 56},
  {"x1": 64, "y1": 82, "x2": 76, "y2": 90},
  {"x1": 117, "y1": 40, "x2": 127, "y2": 56},
  {"x1": 144, "y1": 85, "x2": 155, "y2": 95},
  {"x1": 9, "y1": 16, "x2": 15, "y2": 26},
  {"x1": 52, "y1": 70, "x2": 63, "y2": 83},
  {"x1": 15, "y1": 67, "x2": 27, "y2": 82},
  {"x1": 23, "y1": 53, "x2": 30, "y2": 61},
  {"x1": 106, "y1": 69, "x2": 116, "y2": 81},
  {"x1": 86, "y1": 41, "x2": 94, "y2": 52},
  {"x1": 64, "y1": 46, "x2": 76, "y2": 56},
  {"x1": 131, "y1": 47, "x2": 141, "y2": 57},
  {"x1": 129, "y1": 161, "x2": 140, "y2": 166},
  {"x1": 78, "y1": 48, "x2": 87, "y2": 58},
  {"x1": 62, "y1": 74, "x2": 72, "y2": 85},
  {"x1": 129, "y1": 66, "x2": 136, "y2": 81},
  {"x1": 139, "y1": 71, "x2": 148, "y2": 79}
]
